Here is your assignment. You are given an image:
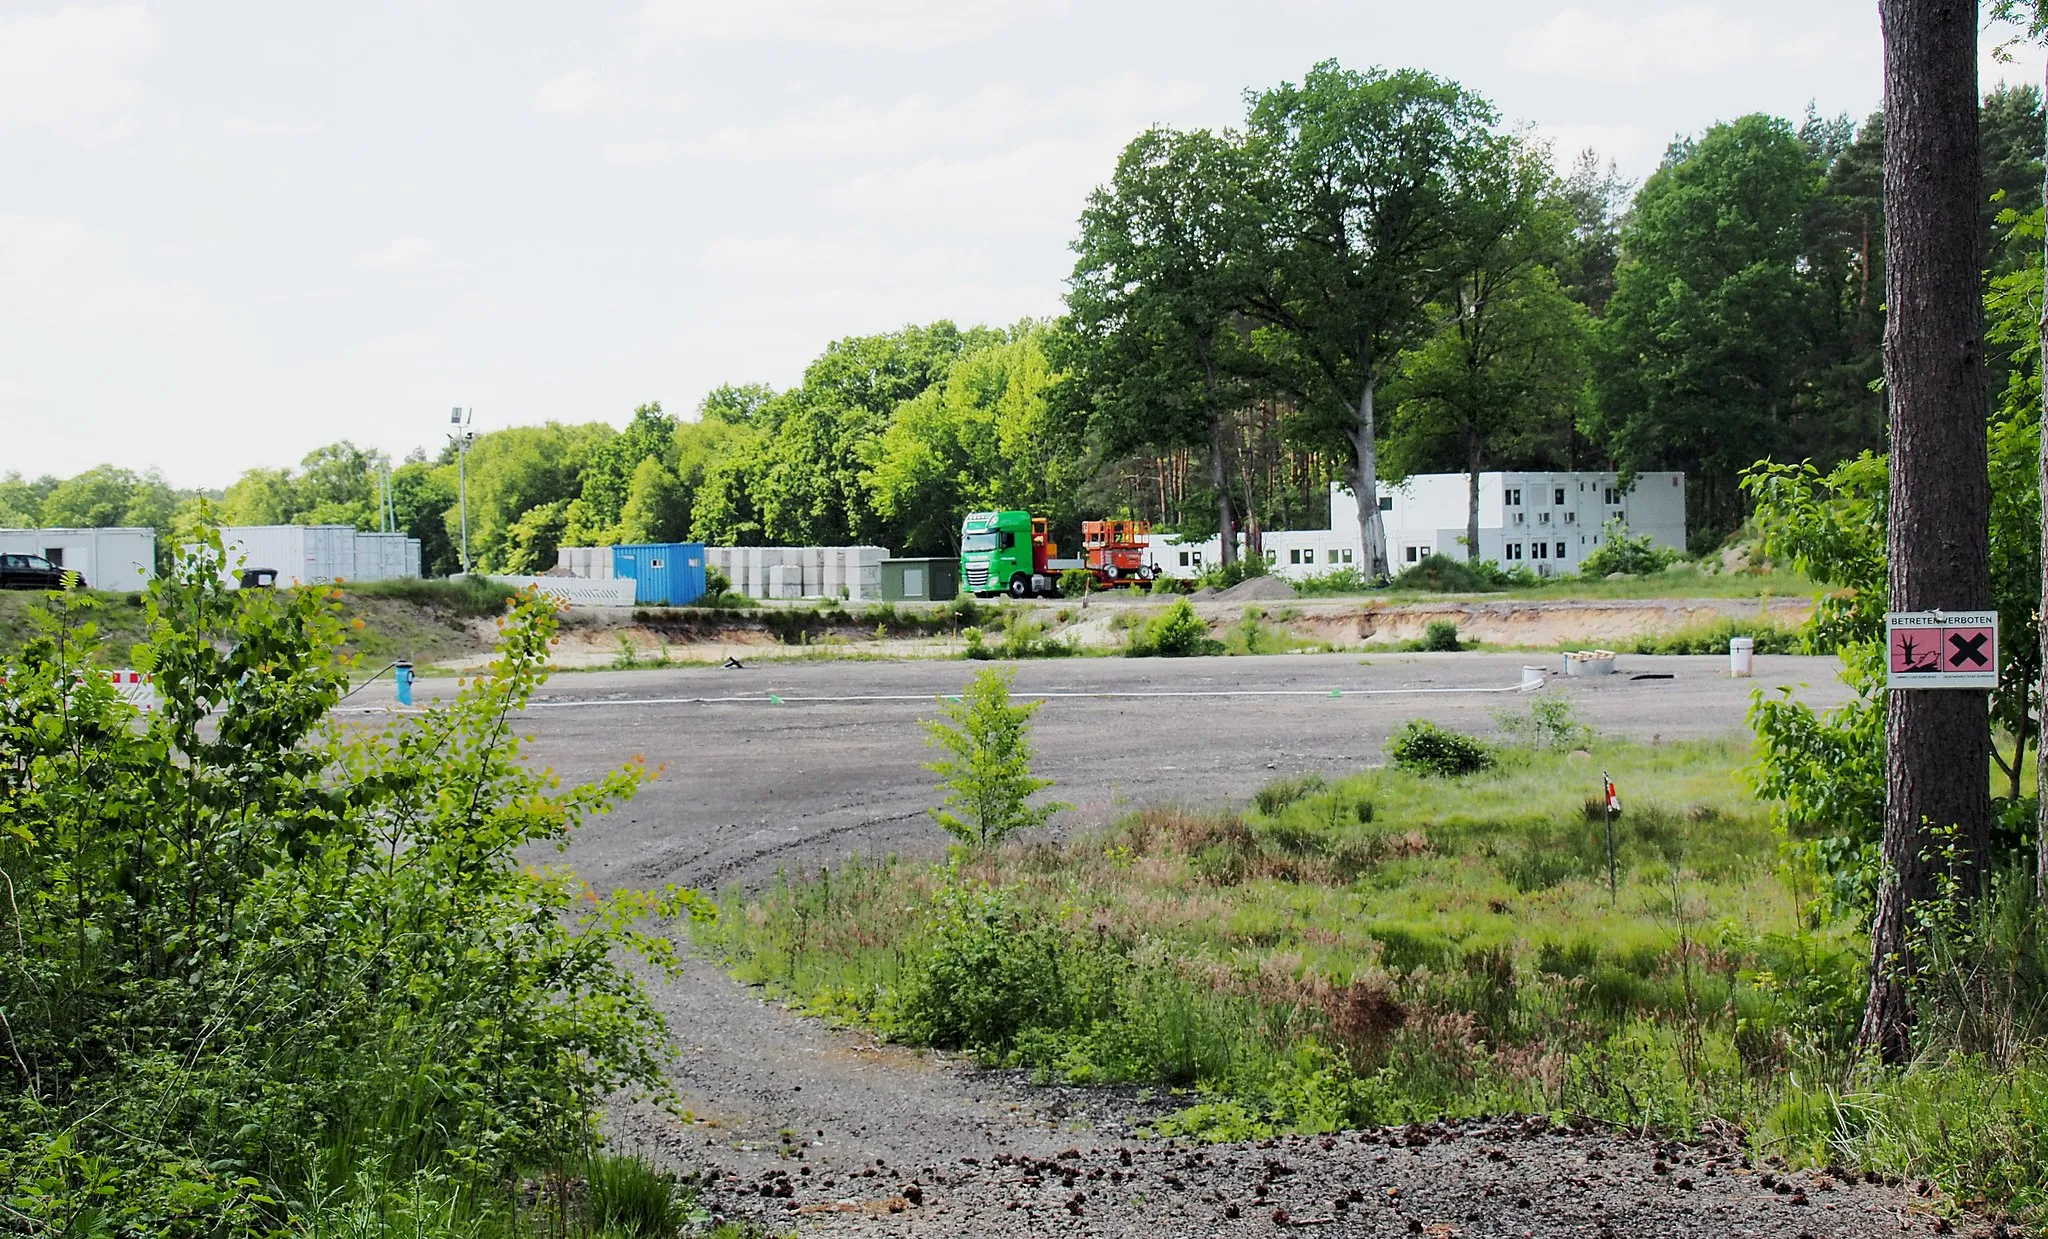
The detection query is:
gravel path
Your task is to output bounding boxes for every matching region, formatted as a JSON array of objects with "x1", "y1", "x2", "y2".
[
  {"x1": 602, "y1": 957, "x2": 1968, "y2": 1238},
  {"x1": 462, "y1": 653, "x2": 1941, "y2": 1235},
  {"x1": 680, "y1": 1114, "x2": 1959, "y2": 1237}
]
